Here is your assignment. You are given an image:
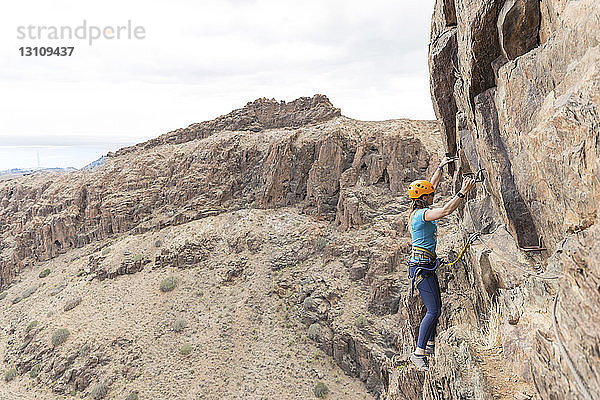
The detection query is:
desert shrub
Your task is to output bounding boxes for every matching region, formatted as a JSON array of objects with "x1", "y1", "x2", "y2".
[
  {"x1": 12, "y1": 296, "x2": 22, "y2": 304},
  {"x1": 51, "y1": 328, "x2": 70, "y2": 347},
  {"x1": 80, "y1": 343, "x2": 91, "y2": 357},
  {"x1": 173, "y1": 319, "x2": 186, "y2": 333},
  {"x1": 29, "y1": 364, "x2": 41, "y2": 378},
  {"x1": 308, "y1": 323, "x2": 320, "y2": 341},
  {"x1": 125, "y1": 392, "x2": 139, "y2": 400},
  {"x1": 154, "y1": 239, "x2": 163, "y2": 248},
  {"x1": 0, "y1": 291, "x2": 6, "y2": 300},
  {"x1": 133, "y1": 254, "x2": 143, "y2": 262},
  {"x1": 316, "y1": 236, "x2": 328, "y2": 252},
  {"x1": 25, "y1": 320, "x2": 39, "y2": 334},
  {"x1": 160, "y1": 276, "x2": 178, "y2": 292},
  {"x1": 101, "y1": 247, "x2": 111, "y2": 256},
  {"x1": 39, "y1": 268, "x2": 51, "y2": 278},
  {"x1": 91, "y1": 383, "x2": 109, "y2": 399},
  {"x1": 313, "y1": 382, "x2": 328, "y2": 398},
  {"x1": 179, "y1": 343, "x2": 193, "y2": 356},
  {"x1": 4, "y1": 368, "x2": 17, "y2": 382},
  {"x1": 303, "y1": 296, "x2": 315, "y2": 310},
  {"x1": 22, "y1": 286, "x2": 37, "y2": 299},
  {"x1": 355, "y1": 315, "x2": 368, "y2": 329}
]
